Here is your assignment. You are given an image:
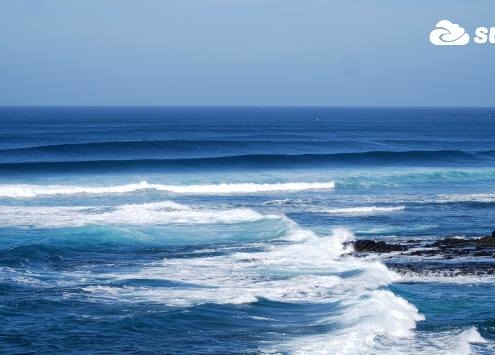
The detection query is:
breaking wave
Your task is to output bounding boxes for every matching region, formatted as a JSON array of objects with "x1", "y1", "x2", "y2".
[
  {"x1": 0, "y1": 201, "x2": 277, "y2": 228},
  {"x1": 0, "y1": 181, "x2": 335, "y2": 198},
  {"x1": 75, "y1": 226, "x2": 425, "y2": 354}
]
